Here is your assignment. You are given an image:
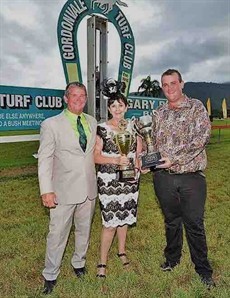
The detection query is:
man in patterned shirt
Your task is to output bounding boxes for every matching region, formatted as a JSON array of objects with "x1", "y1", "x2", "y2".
[{"x1": 153, "y1": 69, "x2": 215, "y2": 288}]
